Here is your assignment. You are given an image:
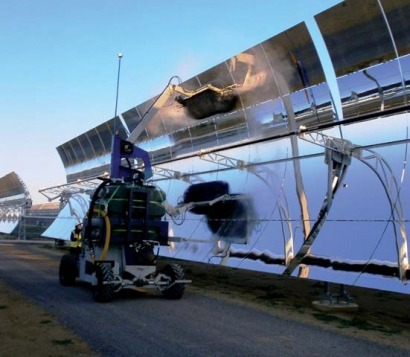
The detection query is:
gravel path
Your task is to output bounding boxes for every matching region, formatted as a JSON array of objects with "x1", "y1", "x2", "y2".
[{"x1": 0, "y1": 242, "x2": 409, "y2": 357}]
